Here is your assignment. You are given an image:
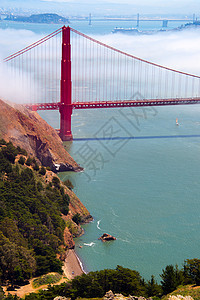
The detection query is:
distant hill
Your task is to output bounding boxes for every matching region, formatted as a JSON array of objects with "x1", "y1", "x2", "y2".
[{"x1": 5, "y1": 13, "x2": 69, "y2": 24}]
